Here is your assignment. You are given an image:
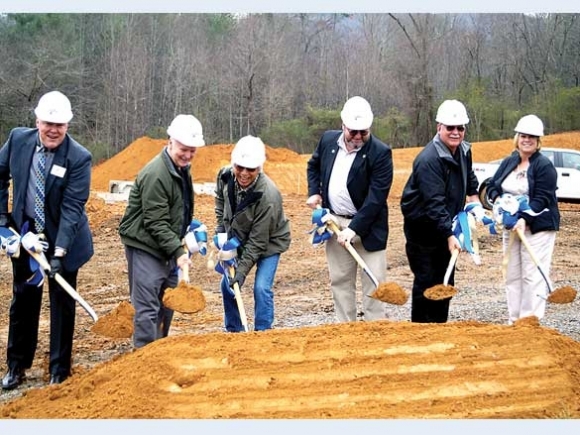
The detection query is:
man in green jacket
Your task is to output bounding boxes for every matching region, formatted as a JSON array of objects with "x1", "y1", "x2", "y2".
[
  {"x1": 214, "y1": 135, "x2": 291, "y2": 332},
  {"x1": 119, "y1": 114, "x2": 205, "y2": 348}
]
